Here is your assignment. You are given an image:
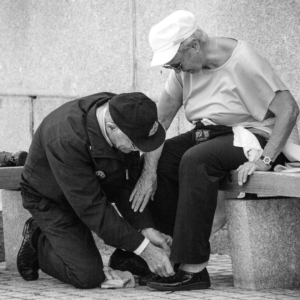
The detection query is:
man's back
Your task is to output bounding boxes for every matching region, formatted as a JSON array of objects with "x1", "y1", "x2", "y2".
[{"x1": 21, "y1": 92, "x2": 116, "y2": 199}]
